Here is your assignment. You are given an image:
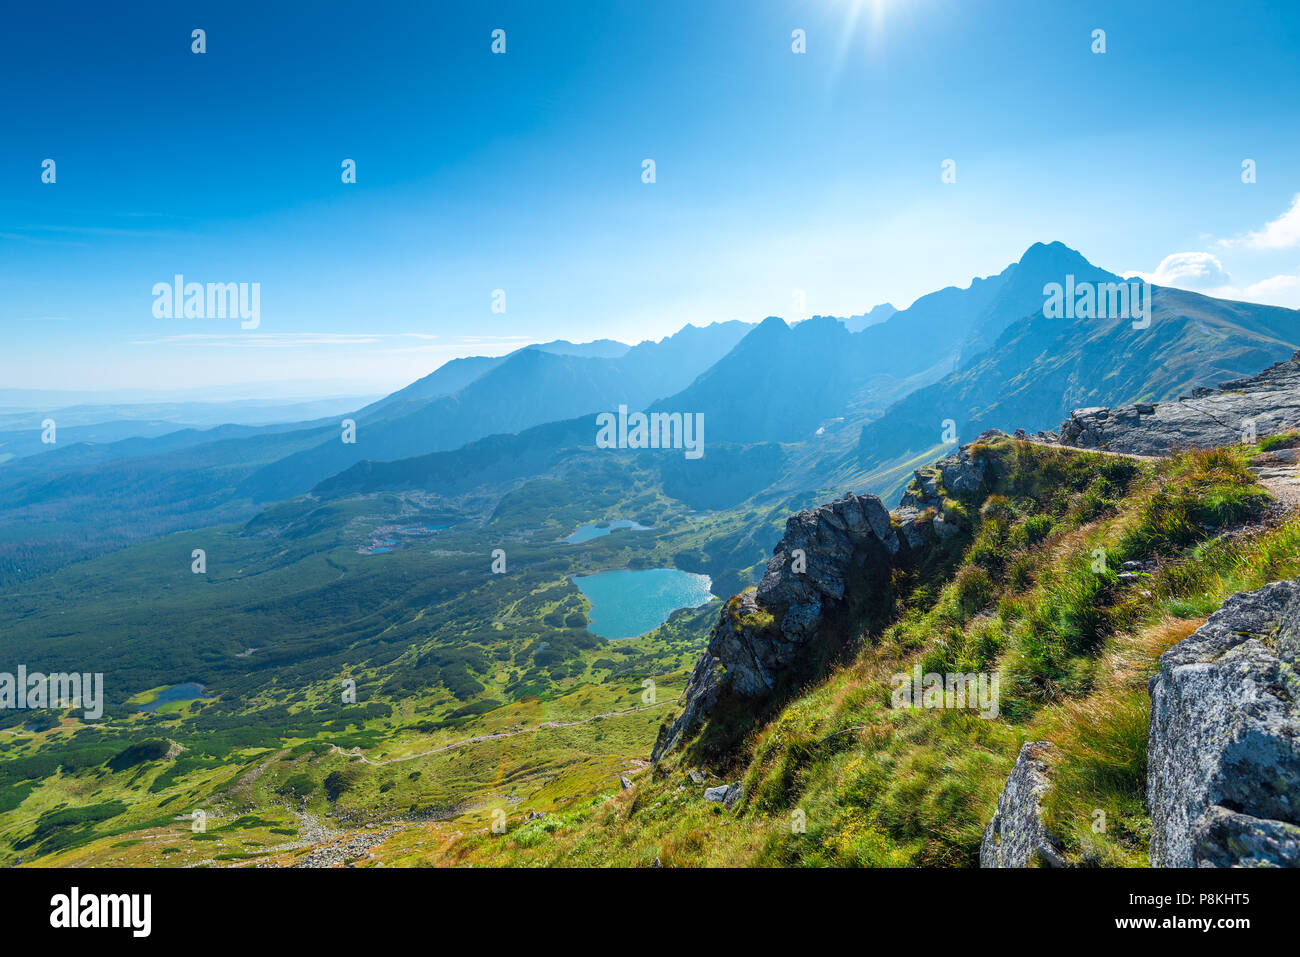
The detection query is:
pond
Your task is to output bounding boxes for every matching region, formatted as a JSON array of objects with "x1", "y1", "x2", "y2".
[
  {"x1": 137, "y1": 682, "x2": 211, "y2": 712},
  {"x1": 572, "y1": 568, "x2": 714, "y2": 640},
  {"x1": 563, "y1": 519, "x2": 651, "y2": 544}
]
